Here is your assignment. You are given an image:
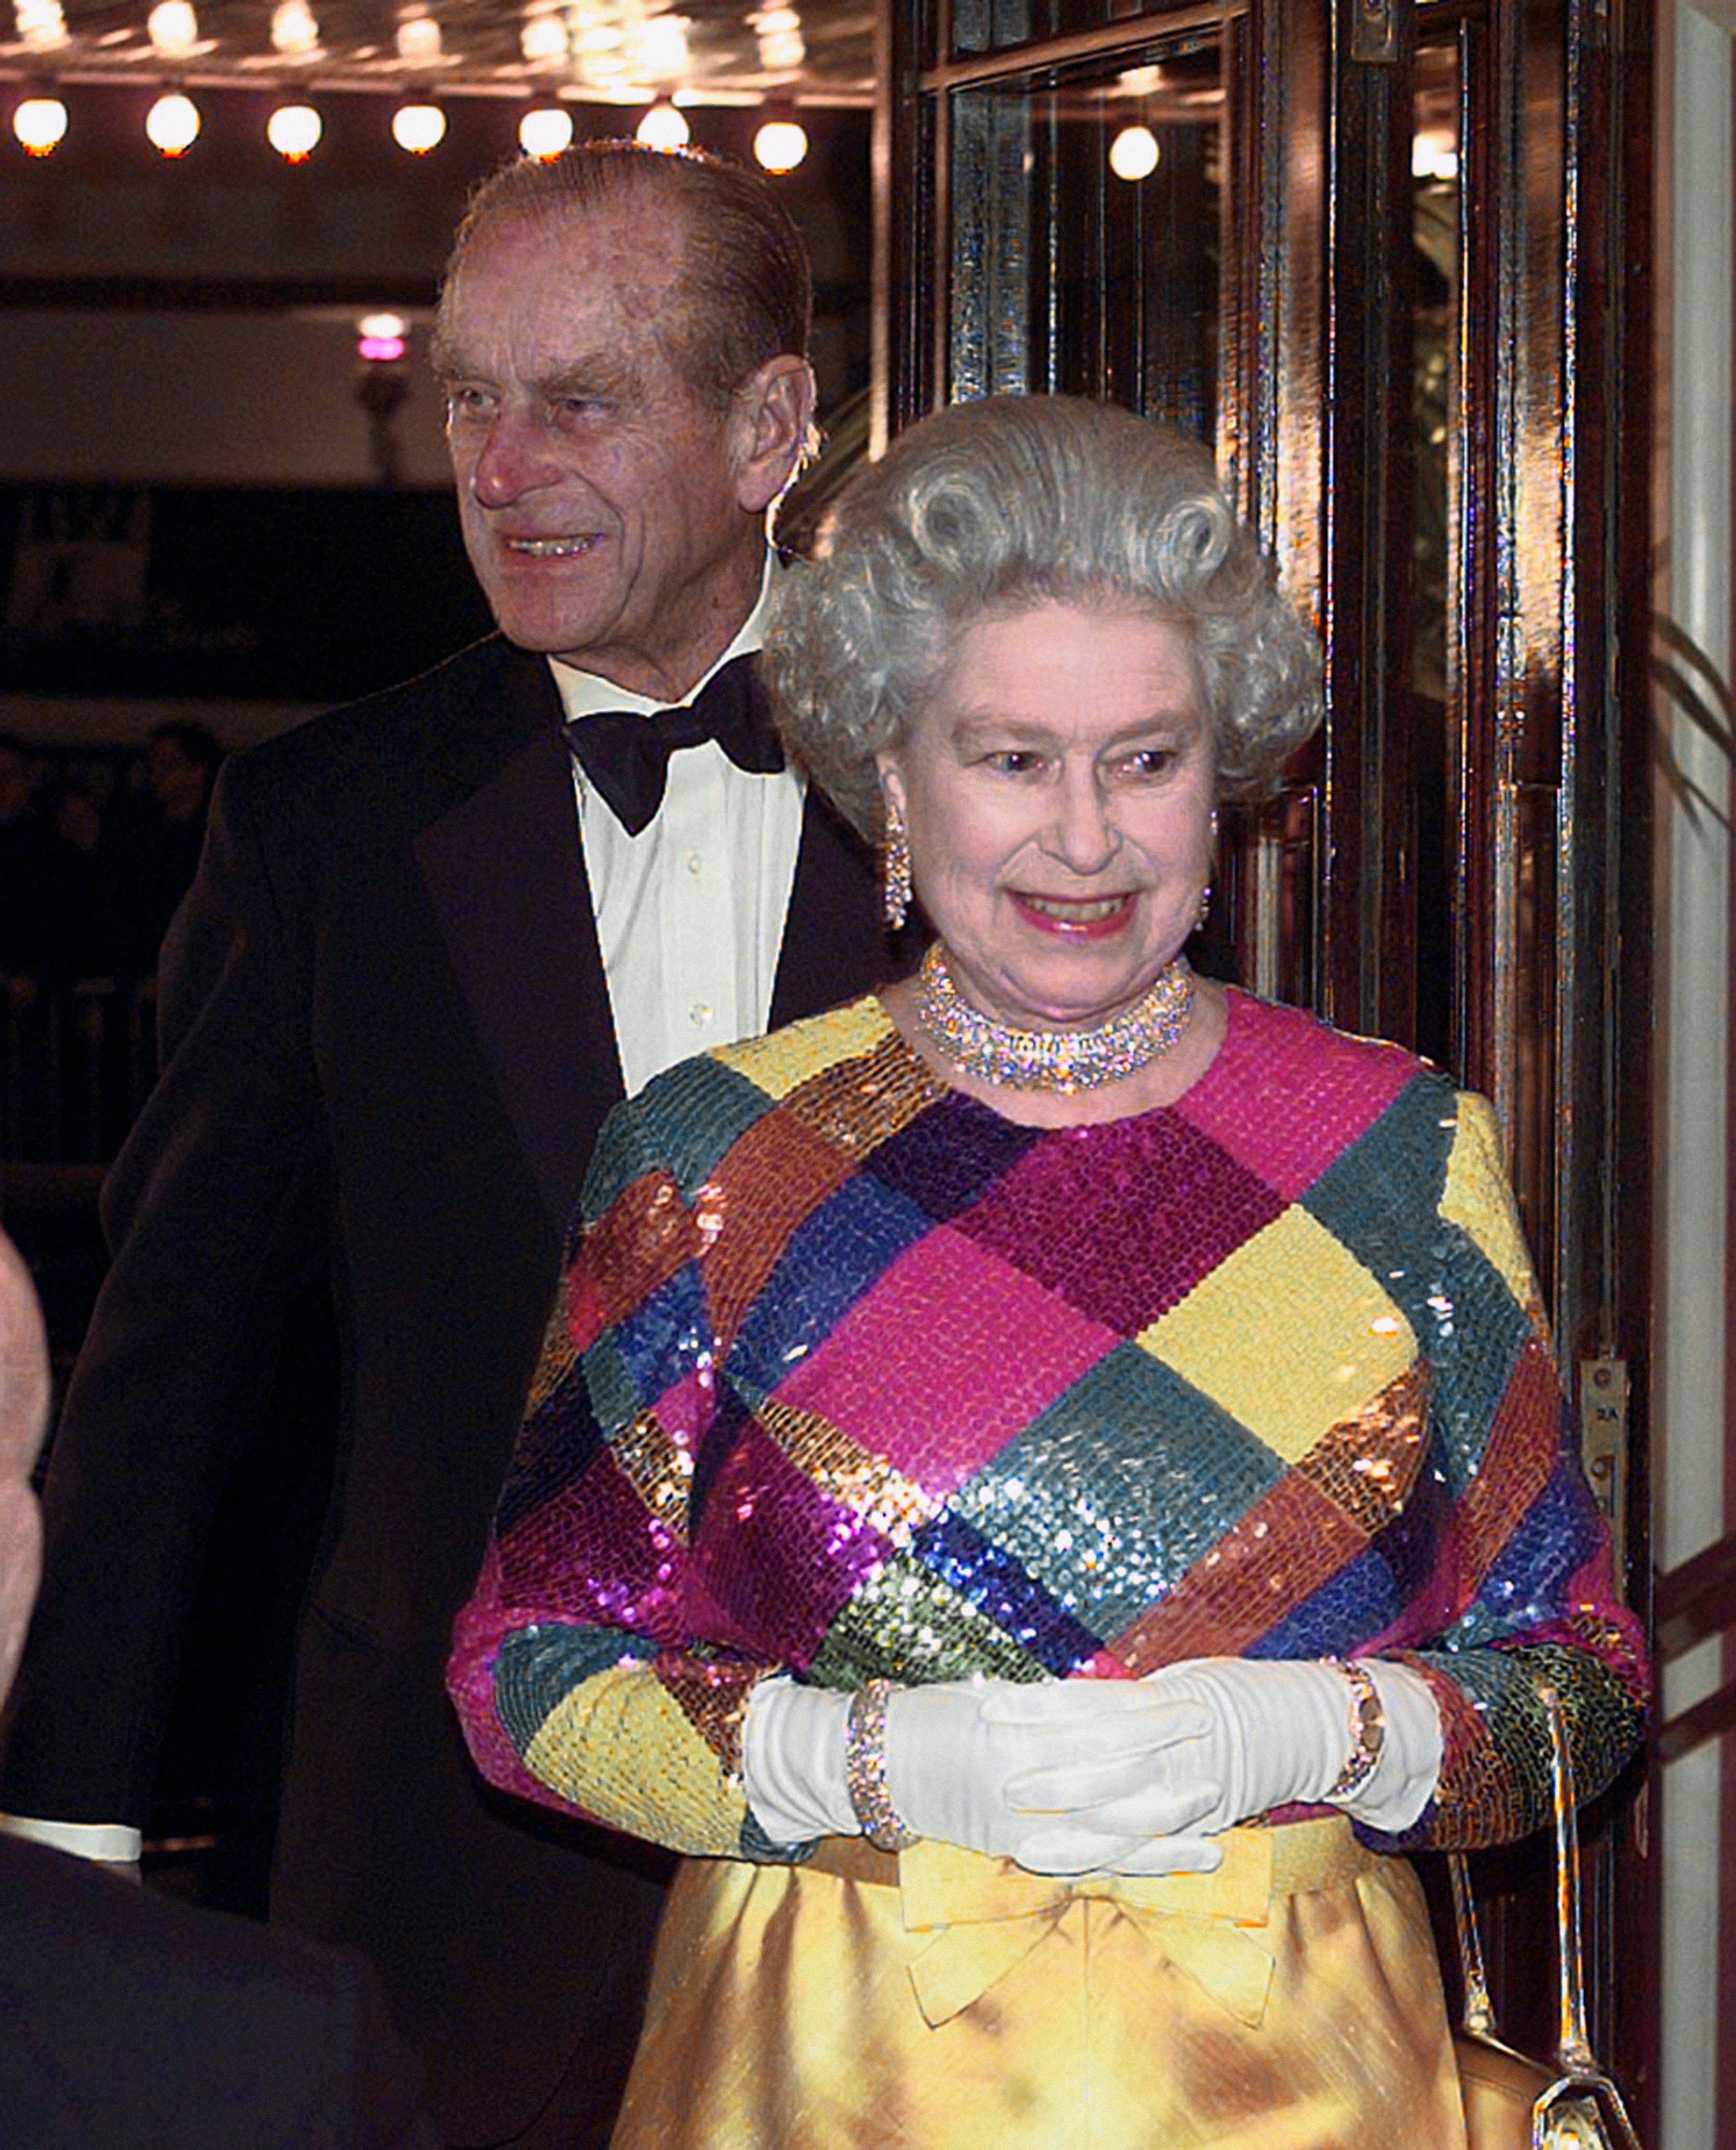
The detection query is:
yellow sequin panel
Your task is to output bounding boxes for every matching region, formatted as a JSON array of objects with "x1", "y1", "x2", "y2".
[
  {"x1": 1439, "y1": 1093, "x2": 1547, "y2": 1329},
  {"x1": 523, "y1": 1660, "x2": 747, "y2": 1857},
  {"x1": 712, "y1": 996, "x2": 894, "y2": 1101},
  {"x1": 1136, "y1": 1206, "x2": 1417, "y2": 1463}
]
